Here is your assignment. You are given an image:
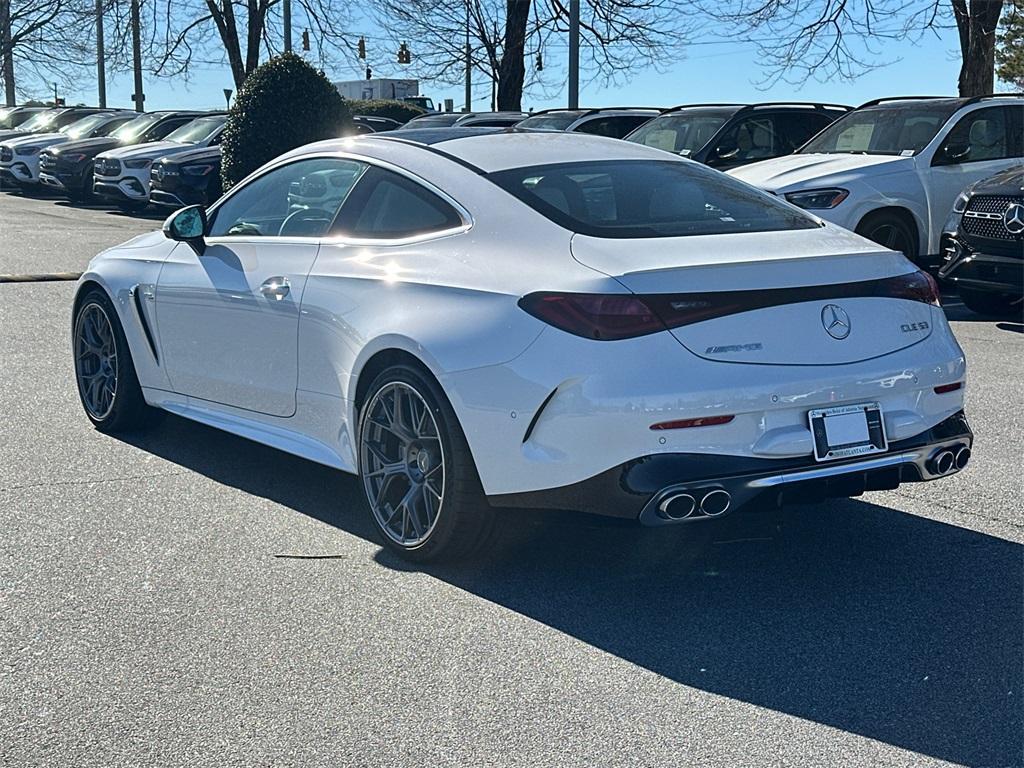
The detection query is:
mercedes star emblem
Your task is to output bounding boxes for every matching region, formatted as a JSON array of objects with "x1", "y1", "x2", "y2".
[
  {"x1": 1003, "y1": 203, "x2": 1024, "y2": 235},
  {"x1": 821, "y1": 304, "x2": 851, "y2": 340}
]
